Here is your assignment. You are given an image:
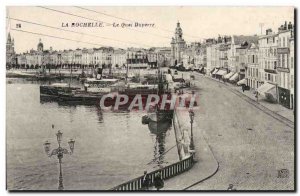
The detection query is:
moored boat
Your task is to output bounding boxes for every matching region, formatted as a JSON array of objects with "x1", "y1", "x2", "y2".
[
  {"x1": 84, "y1": 78, "x2": 120, "y2": 93},
  {"x1": 40, "y1": 83, "x2": 81, "y2": 99},
  {"x1": 57, "y1": 90, "x2": 117, "y2": 106}
]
